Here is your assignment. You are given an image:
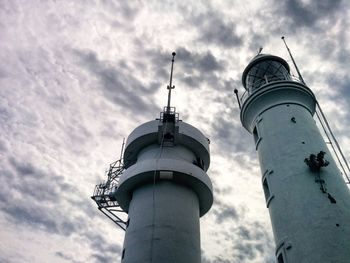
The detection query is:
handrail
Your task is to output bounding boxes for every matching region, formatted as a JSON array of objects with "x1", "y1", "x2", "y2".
[
  {"x1": 240, "y1": 75, "x2": 303, "y2": 105},
  {"x1": 315, "y1": 102, "x2": 350, "y2": 185}
]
